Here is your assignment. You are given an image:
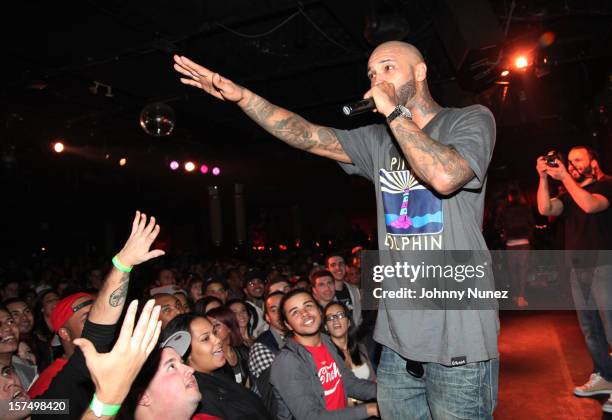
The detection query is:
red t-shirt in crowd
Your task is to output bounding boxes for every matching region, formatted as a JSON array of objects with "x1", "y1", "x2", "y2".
[
  {"x1": 28, "y1": 357, "x2": 68, "y2": 398},
  {"x1": 303, "y1": 341, "x2": 346, "y2": 411},
  {"x1": 192, "y1": 414, "x2": 222, "y2": 420}
]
